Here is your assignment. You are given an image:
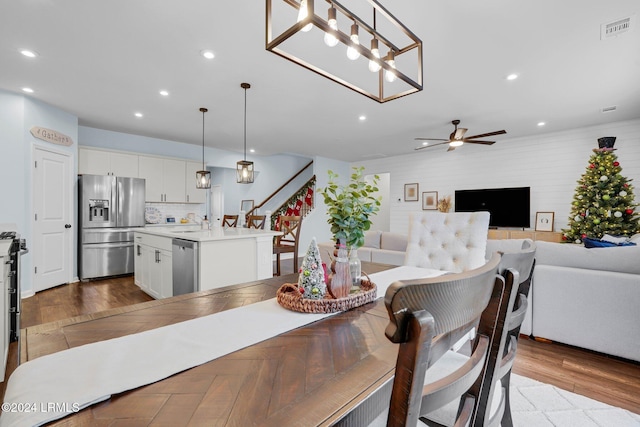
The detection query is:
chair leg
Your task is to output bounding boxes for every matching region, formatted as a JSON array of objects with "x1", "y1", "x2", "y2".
[
  {"x1": 500, "y1": 372, "x2": 514, "y2": 427},
  {"x1": 275, "y1": 253, "x2": 281, "y2": 276},
  {"x1": 292, "y1": 252, "x2": 298, "y2": 273}
]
